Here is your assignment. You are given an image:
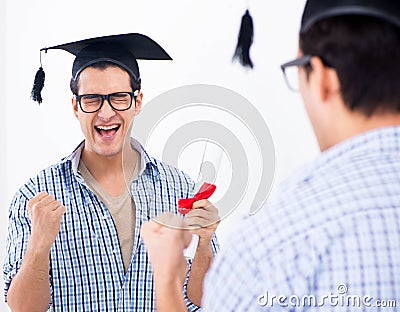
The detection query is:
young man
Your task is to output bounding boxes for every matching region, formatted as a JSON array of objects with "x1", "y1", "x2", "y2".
[
  {"x1": 141, "y1": 1, "x2": 400, "y2": 311},
  {"x1": 4, "y1": 33, "x2": 219, "y2": 311}
]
